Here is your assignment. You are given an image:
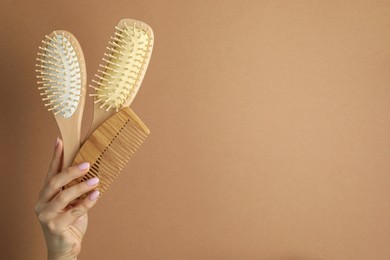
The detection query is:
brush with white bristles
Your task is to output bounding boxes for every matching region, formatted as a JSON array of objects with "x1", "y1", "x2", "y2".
[{"x1": 36, "y1": 30, "x2": 87, "y2": 168}]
